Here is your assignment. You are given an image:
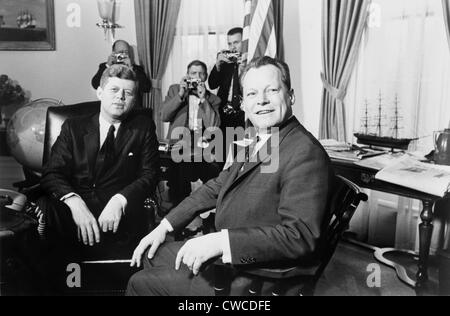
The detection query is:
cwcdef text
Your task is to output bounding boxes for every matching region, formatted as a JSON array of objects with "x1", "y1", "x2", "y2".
[{"x1": 178, "y1": 300, "x2": 271, "y2": 313}]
